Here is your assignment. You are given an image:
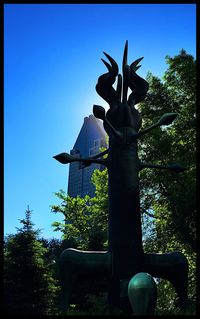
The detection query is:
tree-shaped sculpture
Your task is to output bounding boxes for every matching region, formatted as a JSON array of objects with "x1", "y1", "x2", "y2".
[{"x1": 54, "y1": 41, "x2": 188, "y2": 315}]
